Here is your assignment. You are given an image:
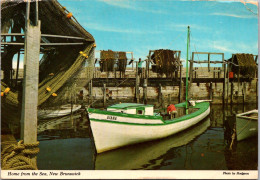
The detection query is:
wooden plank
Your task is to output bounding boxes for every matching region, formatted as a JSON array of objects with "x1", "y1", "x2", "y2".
[
  {"x1": 191, "y1": 60, "x2": 225, "y2": 64},
  {"x1": 193, "y1": 52, "x2": 224, "y2": 55}
]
